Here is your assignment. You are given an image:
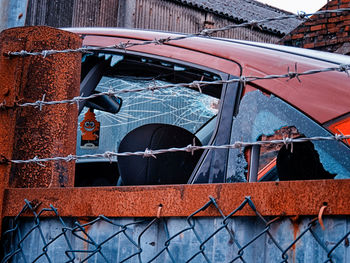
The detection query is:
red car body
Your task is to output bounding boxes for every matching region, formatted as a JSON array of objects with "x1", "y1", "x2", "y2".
[{"x1": 68, "y1": 28, "x2": 350, "y2": 125}]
